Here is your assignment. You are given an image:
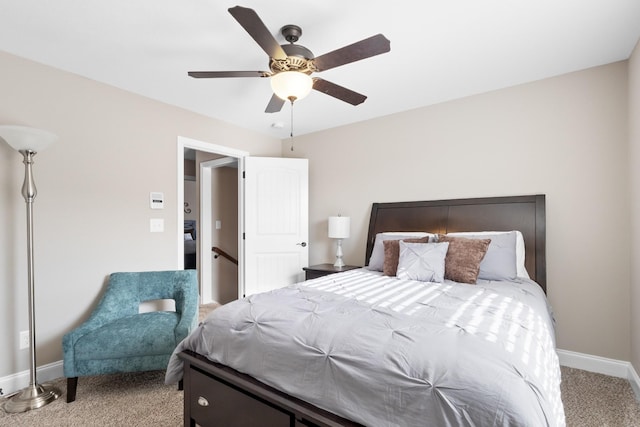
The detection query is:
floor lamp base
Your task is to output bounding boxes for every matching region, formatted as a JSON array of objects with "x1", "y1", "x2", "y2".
[{"x1": 3, "y1": 383, "x2": 61, "y2": 413}]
